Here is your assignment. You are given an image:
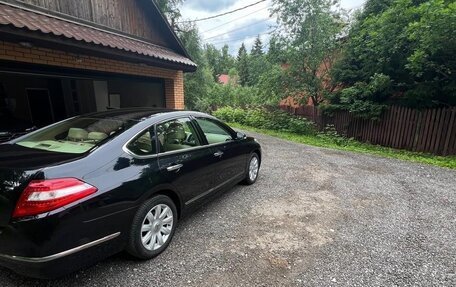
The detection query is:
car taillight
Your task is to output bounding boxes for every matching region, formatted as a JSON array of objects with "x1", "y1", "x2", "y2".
[{"x1": 13, "y1": 178, "x2": 97, "y2": 218}]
